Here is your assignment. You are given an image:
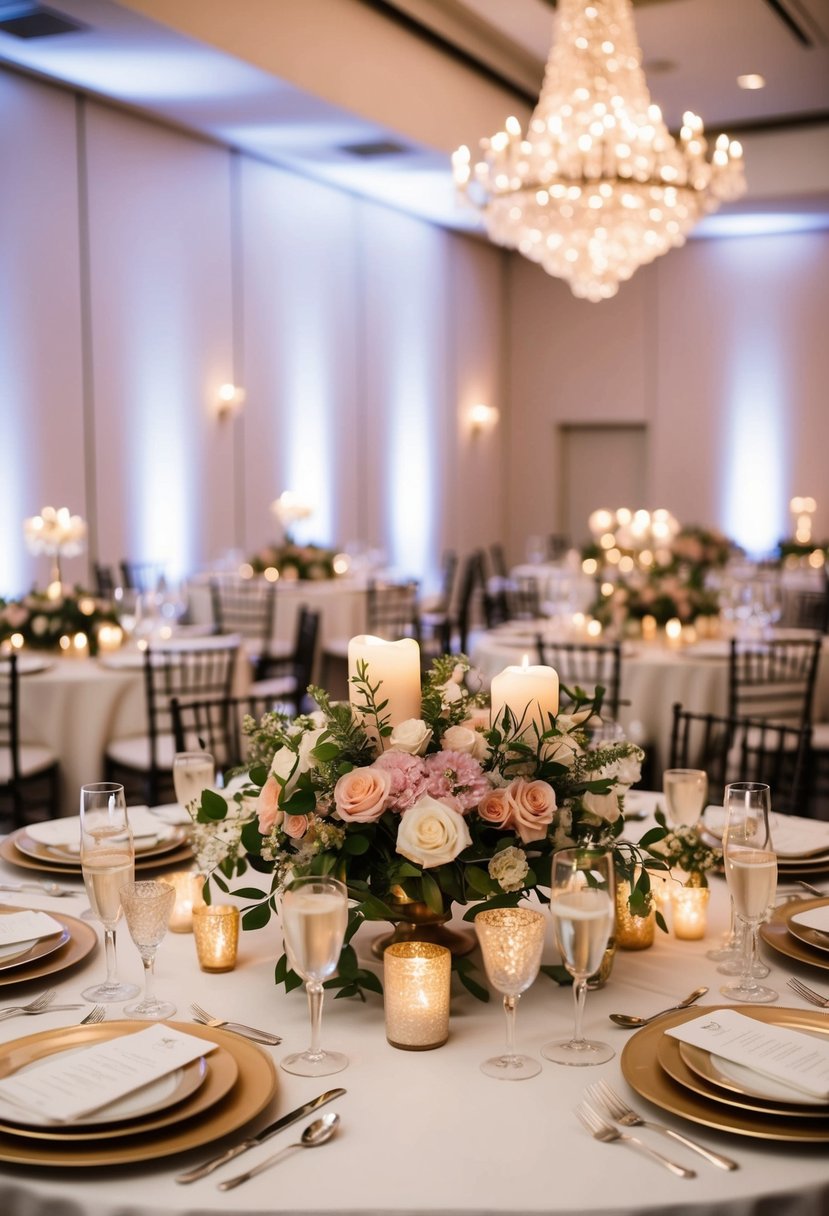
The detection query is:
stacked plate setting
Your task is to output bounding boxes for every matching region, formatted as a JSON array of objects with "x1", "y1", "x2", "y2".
[{"x1": 0, "y1": 808, "x2": 193, "y2": 877}]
